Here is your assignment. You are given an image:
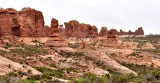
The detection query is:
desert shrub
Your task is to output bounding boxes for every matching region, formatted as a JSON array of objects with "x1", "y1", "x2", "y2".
[
  {"x1": 66, "y1": 68, "x2": 77, "y2": 73},
  {"x1": 27, "y1": 67, "x2": 69, "y2": 82},
  {"x1": 0, "y1": 72, "x2": 21, "y2": 83},
  {"x1": 121, "y1": 63, "x2": 160, "y2": 83},
  {"x1": 18, "y1": 79, "x2": 35, "y2": 83},
  {"x1": 84, "y1": 56, "x2": 92, "y2": 61},
  {"x1": 74, "y1": 77, "x2": 86, "y2": 83},
  {"x1": 92, "y1": 42, "x2": 97, "y2": 46},
  {"x1": 49, "y1": 63, "x2": 57, "y2": 68},
  {"x1": 60, "y1": 51, "x2": 83, "y2": 58},
  {"x1": 27, "y1": 75, "x2": 41, "y2": 81},
  {"x1": 135, "y1": 49, "x2": 160, "y2": 56},
  {"x1": 34, "y1": 67, "x2": 65, "y2": 79},
  {"x1": 73, "y1": 73, "x2": 109, "y2": 83},
  {"x1": 31, "y1": 40, "x2": 40, "y2": 43},
  {"x1": 128, "y1": 52, "x2": 139, "y2": 56},
  {"x1": 94, "y1": 60, "x2": 106, "y2": 69},
  {"x1": 27, "y1": 69, "x2": 32, "y2": 74},
  {"x1": 68, "y1": 43, "x2": 79, "y2": 48},
  {"x1": 143, "y1": 69, "x2": 160, "y2": 82},
  {"x1": 0, "y1": 50, "x2": 7, "y2": 56},
  {"x1": 109, "y1": 73, "x2": 134, "y2": 83},
  {"x1": 2, "y1": 43, "x2": 11, "y2": 49},
  {"x1": 8, "y1": 45, "x2": 47, "y2": 57},
  {"x1": 0, "y1": 75, "x2": 10, "y2": 83}
]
